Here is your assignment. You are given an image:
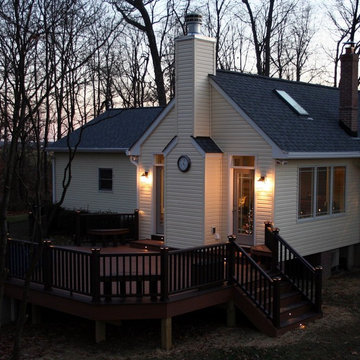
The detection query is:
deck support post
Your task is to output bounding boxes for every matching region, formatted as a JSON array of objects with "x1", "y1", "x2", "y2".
[
  {"x1": 10, "y1": 298, "x2": 17, "y2": 322},
  {"x1": 315, "y1": 266, "x2": 323, "y2": 313},
  {"x1": 226, "y1": 300, "x2": 236, "y2": 327},
  {"x1": 161, "y1": 317, "x2": 172, "y2": 350},
  {"x1": 31, "y1": 304, "x2": 41, "y2": 325},
  {"x1": 95, "y1": 321, "x2": 106, "y2": 343}
]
